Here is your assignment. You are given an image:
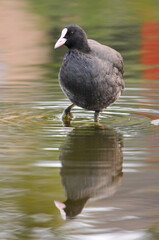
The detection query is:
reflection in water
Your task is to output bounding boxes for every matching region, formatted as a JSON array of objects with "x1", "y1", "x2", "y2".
[{"x1": 55, "y1": 127, "x2": 123, "y2": 219}]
